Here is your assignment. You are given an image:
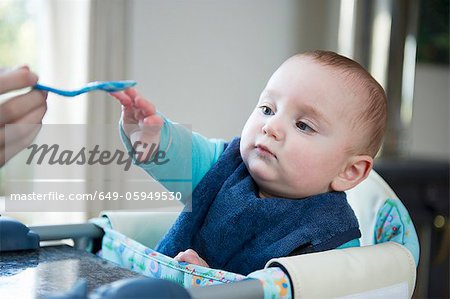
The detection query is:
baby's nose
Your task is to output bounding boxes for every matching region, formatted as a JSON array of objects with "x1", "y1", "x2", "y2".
[{"x1": 262, "y1": 117, "x2": 284, "y2": 140}]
